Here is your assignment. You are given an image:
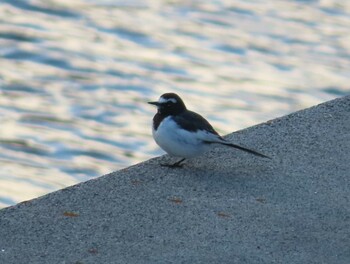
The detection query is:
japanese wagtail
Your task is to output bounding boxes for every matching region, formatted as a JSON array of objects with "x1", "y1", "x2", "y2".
[{"x1": 149, "y1": 93, "x2": 270, "y2": 167}]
